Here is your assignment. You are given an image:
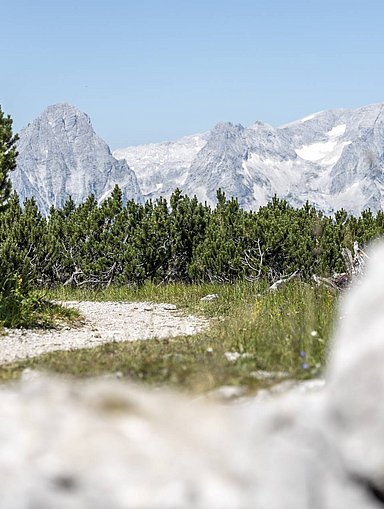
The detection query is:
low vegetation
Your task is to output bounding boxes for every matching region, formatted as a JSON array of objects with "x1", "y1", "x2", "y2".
[
  {"x1": 0, "y1": 281, "x2": 337, "y2": 393},
  {"x1": 2, "y1": 188, "x2": 384, "y2": 293},
  {"x1": 0, "y1": 276, "x2": 79, "y2": 329}
]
